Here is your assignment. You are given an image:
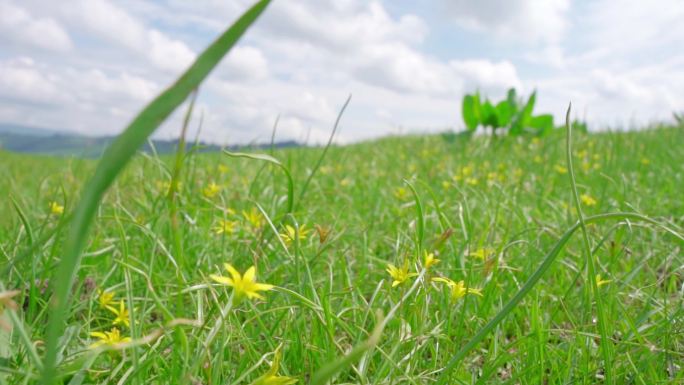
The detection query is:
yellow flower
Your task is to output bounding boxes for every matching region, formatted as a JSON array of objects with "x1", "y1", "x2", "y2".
[
  {"x1": 218, "y1": 164, "x2": 229, "y2": 174},
  {"x1": 554, "y1": 165, "x2": 568, "y2": 174},
  {"x1": 394, "y1": 187, "x2": 409, "y2": 200},
  {"x1": 106, "y1": 300, "x2": 130, "y2": 328},
  {"x1": 580, "y1": 194, "x2": 597, "y2": 206},
  {"x1": 279, "y1": 224, "x2": 311, "y2": 246},
  {"x1": 89, "y1": 327, "x2": 131, "y2": 349},
  {"x1": 210, "y1": 264, "x2": 274, "y2": 301},
  {"x1": 203, "y1": 182, "x2": 221, "y2": 198},
  {"x1": 156, "y1": 180, "x2": 182, "y2": 194},
  {"x1": 214, "y1": 219, "x2": 237, "y2": 235},
  {"x1": 340, "y1": 178, "x2": 351, "y2": 187},
  {"x1": 595, "y1": 274, "x2": 612, "y2": 287},
  {"x1": 250, "y1": 346, "x2": 297, "y2": 385},
  {"x1": 432, "y1": 277, "x2": 482, "y2": 301},
  {"x1": 423, "y1": 251, "x2": 440, "y2": 269},
  {"x1": 469, "y1": 247, "x2": 495, "y2": 260},
  {"x1": 533, "y1": 155, "x2": 543, "y2": 164},
  {"x1": 640, "y1": 157, "x2": 650, "y2": 165},
  {"x1": 49, "y1": 201, "x2": 64, "y2": 215},
  {"x1": 97, "y1": 289, "x2": 116, "y2": 309},
  {"x1": 386, "y1": 261, "x2": 417, "y2": 288},
  {"x1": 242, "y1": 208, "x2": 265, "y2": 231},
  {"x1": 465, "y1": 177, "x2": 479, "y2": 186}
]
